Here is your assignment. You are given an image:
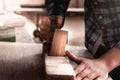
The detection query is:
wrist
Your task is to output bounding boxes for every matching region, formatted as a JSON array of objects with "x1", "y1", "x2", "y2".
[
  {"x1": 98, "y1": 48, "x2": 120, "y2": 72},
  {"x1": 95, "y1": 59, "x2": 110, "y2": 72}
]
